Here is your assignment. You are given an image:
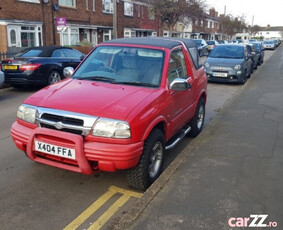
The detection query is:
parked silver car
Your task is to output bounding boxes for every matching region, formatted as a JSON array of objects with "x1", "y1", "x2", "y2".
[
  {"x1": 0, "y1": 70, "x2": 4, "y2": 88},
  {"x1": 263, "y1": 40, "x2": 276, "y2": 50},
  {"x1": 205, "y1": 44, "x2": 253, "y2": 85}
]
